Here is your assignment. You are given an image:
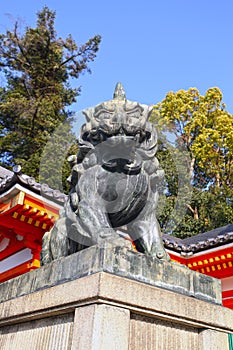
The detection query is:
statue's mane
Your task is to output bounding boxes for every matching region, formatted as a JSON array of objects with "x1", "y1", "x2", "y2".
[{"x1": 79, "y1": 82, "x2": 155, "y2": 147}]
